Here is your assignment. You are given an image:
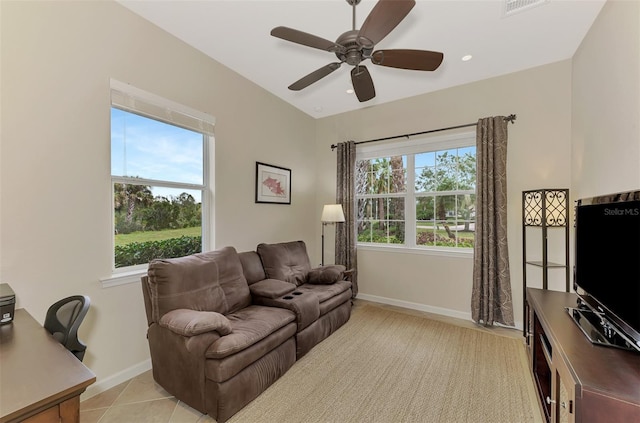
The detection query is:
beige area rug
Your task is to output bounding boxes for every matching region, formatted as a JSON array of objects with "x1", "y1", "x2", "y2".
[{"x1": 229, "y1": 303, "x2": 543, "y2": 423}]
